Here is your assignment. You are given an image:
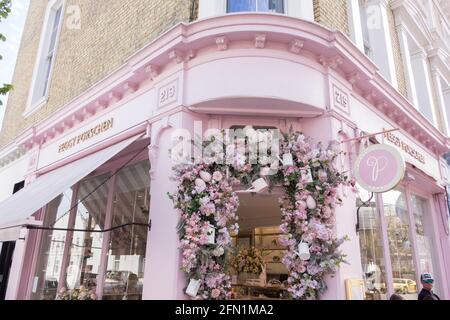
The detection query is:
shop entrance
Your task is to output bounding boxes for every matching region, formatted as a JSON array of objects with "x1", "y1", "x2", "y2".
[
  {"x1": 0, "y1": 241, "x2": 15, "y2": 300},
  {"x1": 230, "y1": 192, "x2": 289, "y2": 300}
]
